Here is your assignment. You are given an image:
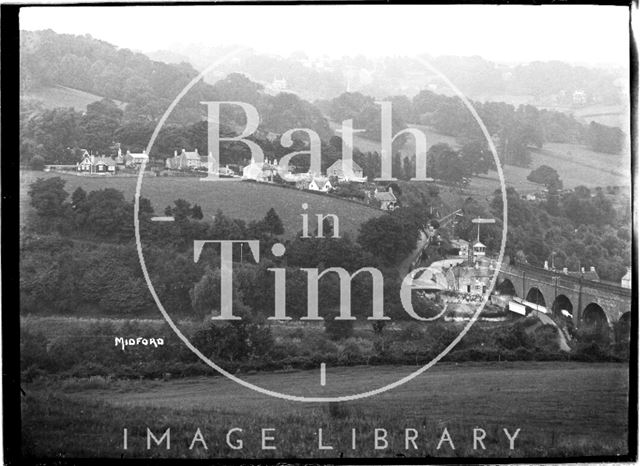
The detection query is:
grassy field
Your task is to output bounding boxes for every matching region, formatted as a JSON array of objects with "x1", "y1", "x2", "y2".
[
  {"x1": 20, "y1": 171, "x2": 382, "y2": 238},
  {"x1": 22, "y1": 361, "x2": 630, "y2": 459},
  {"x1": 22, "y1": 85, "x2": 126, "y2": 111},
  {"x1": 331, "y1": 121, "x2": 629, "y2": 193}
]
